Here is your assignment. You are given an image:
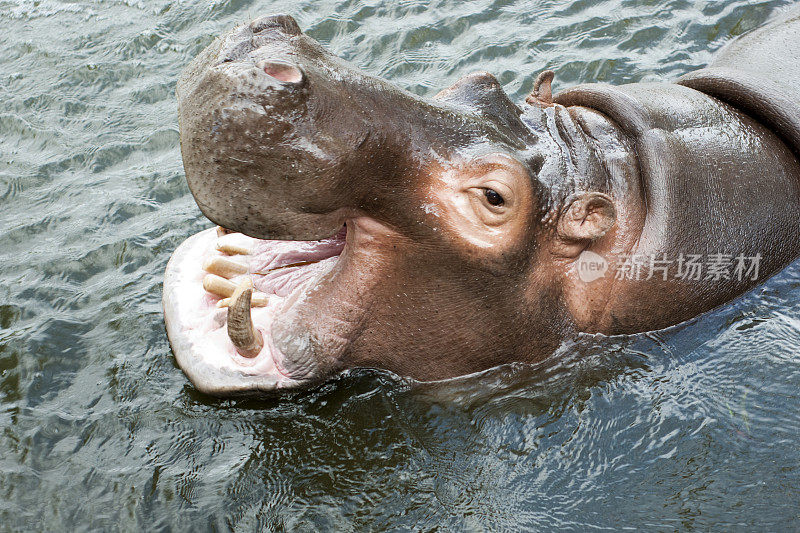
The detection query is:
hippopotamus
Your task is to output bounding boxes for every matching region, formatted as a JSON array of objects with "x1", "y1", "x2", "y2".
[{"x1": 164, "y1": 7, "x2": 800, "y2": 395}]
